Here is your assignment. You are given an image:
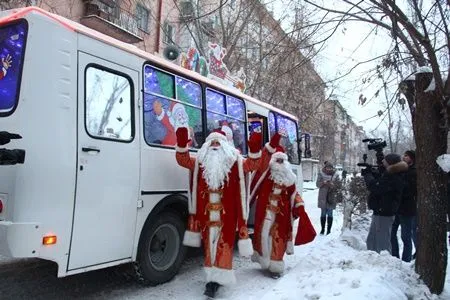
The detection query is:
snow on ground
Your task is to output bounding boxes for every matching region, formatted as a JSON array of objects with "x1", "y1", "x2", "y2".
[
  {"x1": 1, "y1": 182, "x2": 449, "y2": 299},
  {"x1": 101, "y1": 181, "x2": 450, "y2": 300}
]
